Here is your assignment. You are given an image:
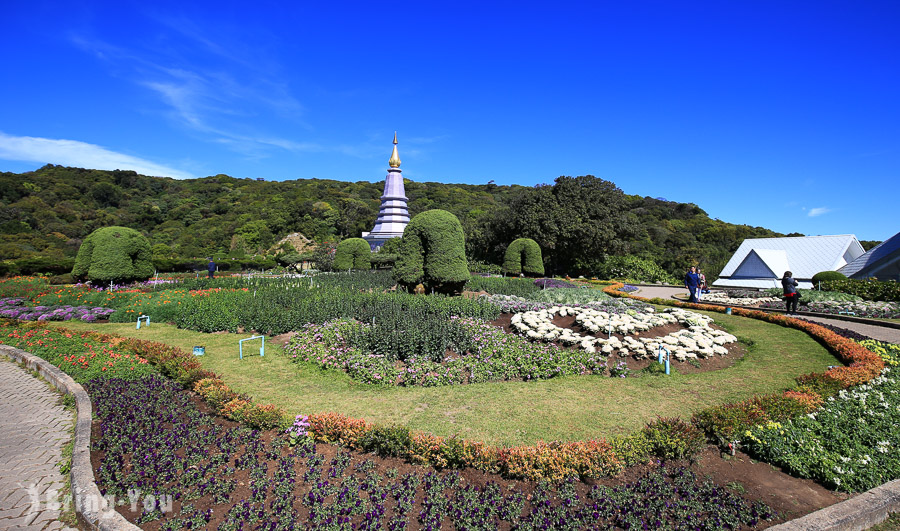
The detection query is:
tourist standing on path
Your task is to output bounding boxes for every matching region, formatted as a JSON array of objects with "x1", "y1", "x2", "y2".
[
  {"x1": 783, "y1": 270, "x2": 799, "y2": 315},
  {"x1": 207, "y1": 258, "x2": 216, "y2": 279},
  {"x1": 697, "y1": 268, "x2": 707, "y2": 300},
  {"x1": 684, "y1": 266, "x2": 701, "y2": 303}
]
